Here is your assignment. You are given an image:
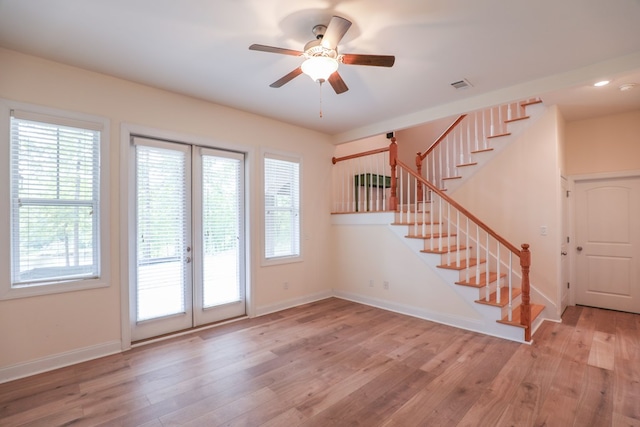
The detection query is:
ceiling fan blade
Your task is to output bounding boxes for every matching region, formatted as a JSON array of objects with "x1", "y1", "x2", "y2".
[
  {"x1": 269, "y1": 67, "x2": 303, "y2": 88},
  {"x1": 341, "y1": 53, "x2": 395, "y2": 67},
  {"x1": 321, "y1": 16, "x2": 352, "y2": 50},
  {"x1": 328, "y1": 72, "x2": 349, "y2": 94},
  {"x1": 249, "y1": 44, "x2": 303, "y2": 57}
]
